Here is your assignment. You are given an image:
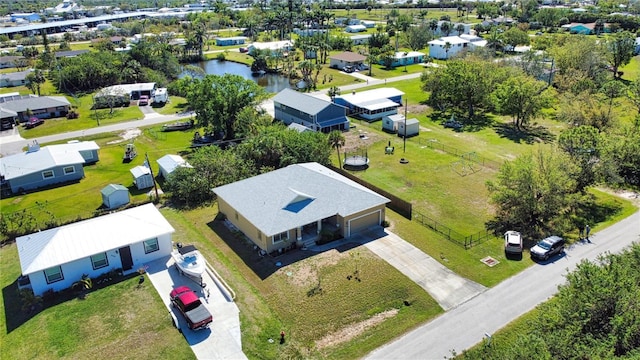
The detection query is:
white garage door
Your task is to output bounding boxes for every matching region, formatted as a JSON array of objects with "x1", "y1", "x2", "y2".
[{"x1": 348, "y1": 210, "x2": 381, "y2": 237}]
